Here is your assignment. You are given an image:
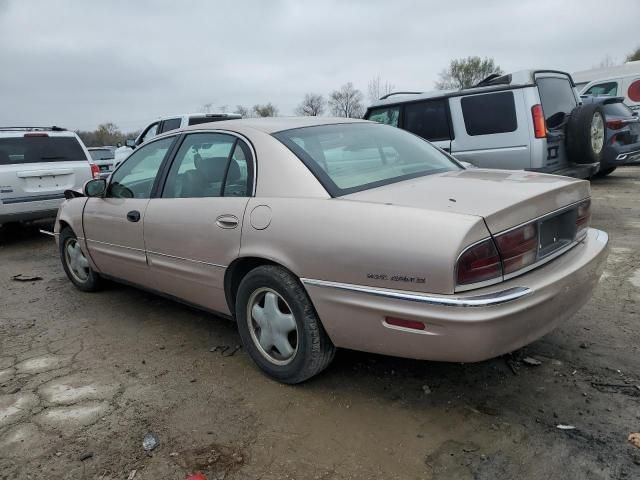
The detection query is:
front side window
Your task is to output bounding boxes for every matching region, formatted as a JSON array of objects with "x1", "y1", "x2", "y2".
[
  {"x1": 461, "y1": 91, "x2": 518, "y2": 136},
  {"x1": 367, "y1": 106, "x2": 400, "y2": 127},
  {"x1": 274, "y1": 123, "x2": 460, "y2": 196},
  {"x1": 162, "y1": 133, "x2": 252, "y2": 198},
  {"x1": 584, "y1": 82, "x2": 618, "y2": 97},
  {"x1": 139, "y1": 122, "x2": 159, "y2": 144},
  {"x1": 107, "y1": 136, "x2": 174, "y2": 199},
  {"x1": 404, "y1": 99, "x2": 451, "y2": 141},
  {"x1": 159, "y1": 118, "x2": 181, "y2": 133},
  {"x1": 536, "y1": 77, "x2": 578, "y2": 129}
]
